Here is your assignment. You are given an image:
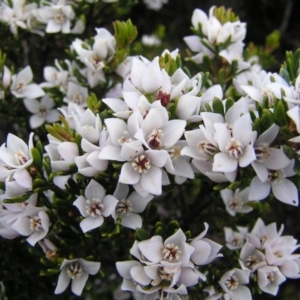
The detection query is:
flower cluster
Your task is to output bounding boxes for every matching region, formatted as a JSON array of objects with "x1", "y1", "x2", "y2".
[
  {"x1": 117, "y1": 225, "x2": 222, "y2": 299},
  {"x1": 0, "y1": 2, "x2": 300, "y2": 299}
]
